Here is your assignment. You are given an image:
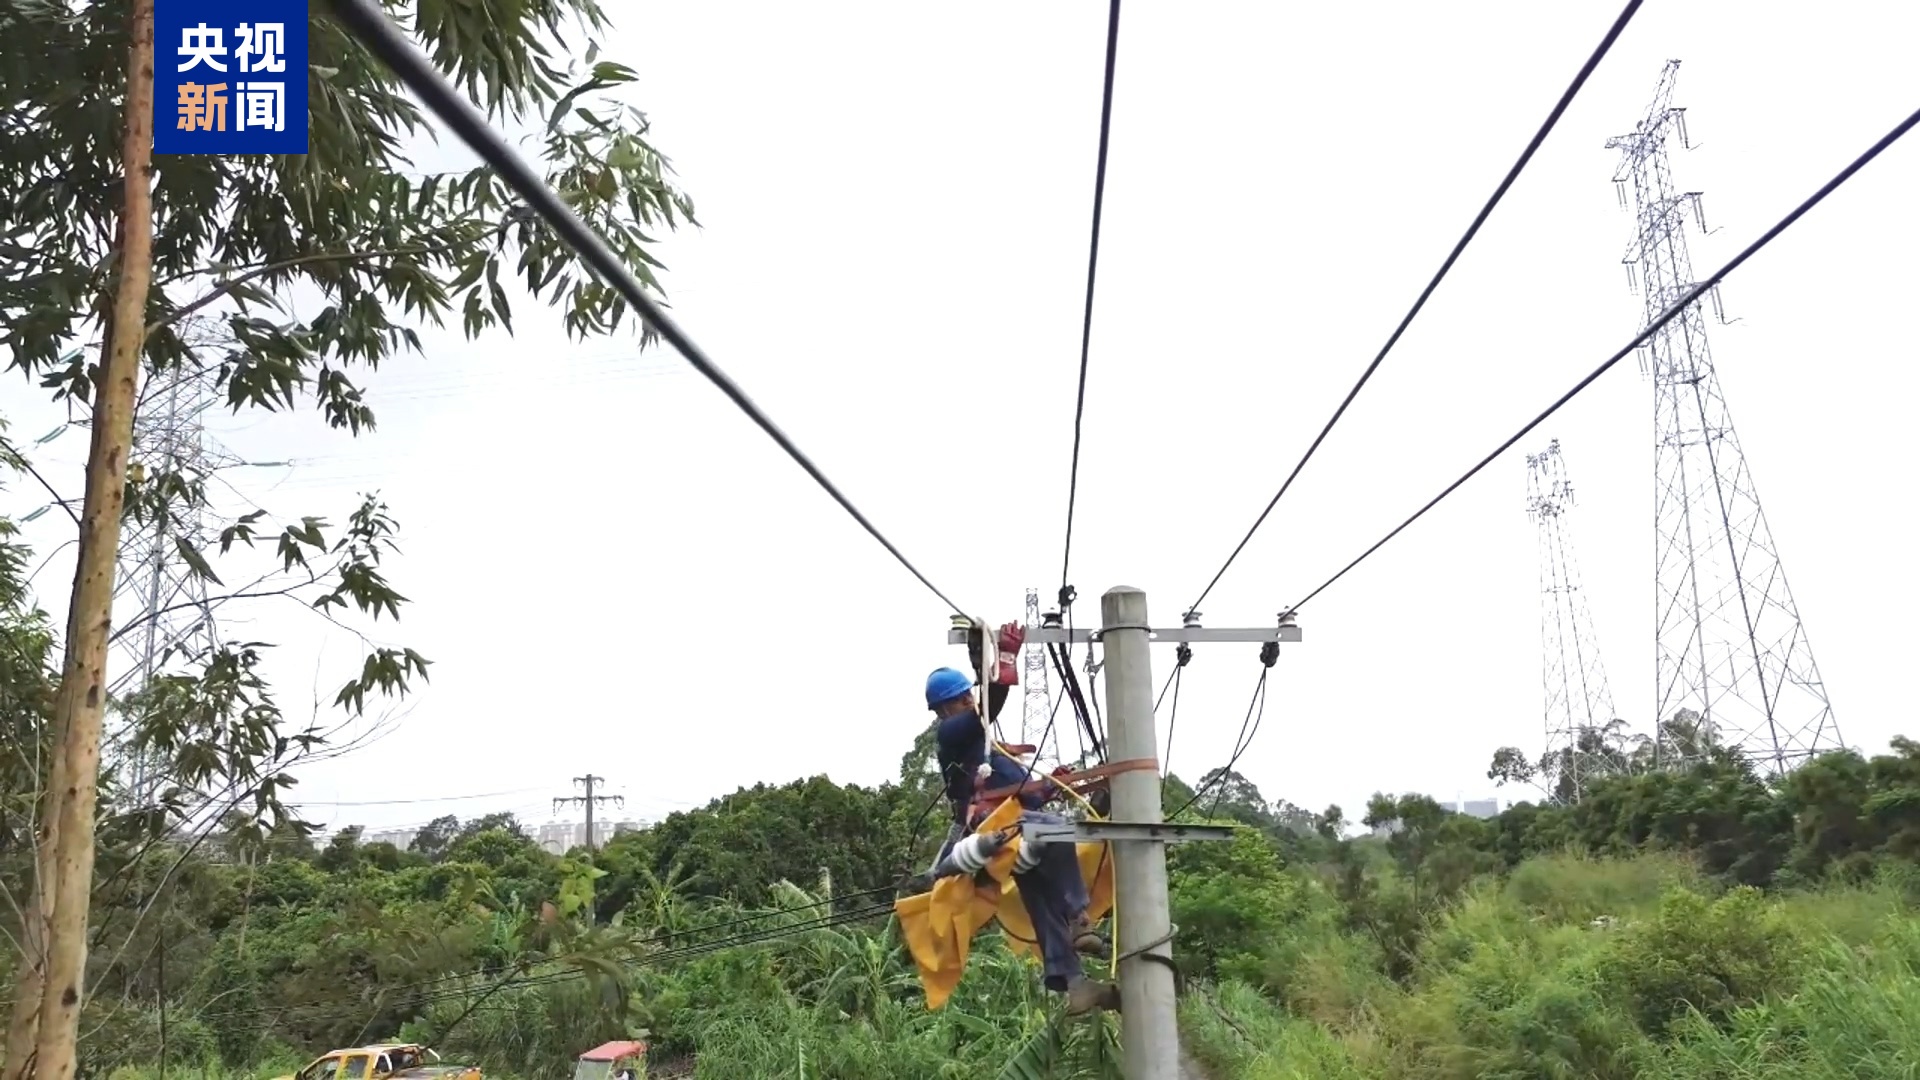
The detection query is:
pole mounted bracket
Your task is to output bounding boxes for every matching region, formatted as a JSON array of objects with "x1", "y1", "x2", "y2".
[
  {"x1": 1021, "y1": 820, "x2": 1238, "y2": 846},
  {"x1": 948, "y1": 624, "x2": 1302, "y2": 646}
]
